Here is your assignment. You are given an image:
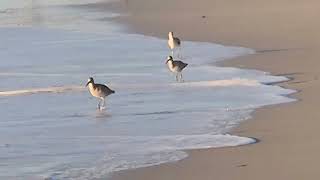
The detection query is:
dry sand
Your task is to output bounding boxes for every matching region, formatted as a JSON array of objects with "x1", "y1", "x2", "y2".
[{"x1": 111, "y1": 0, "x2": 320, "y2": 179}]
